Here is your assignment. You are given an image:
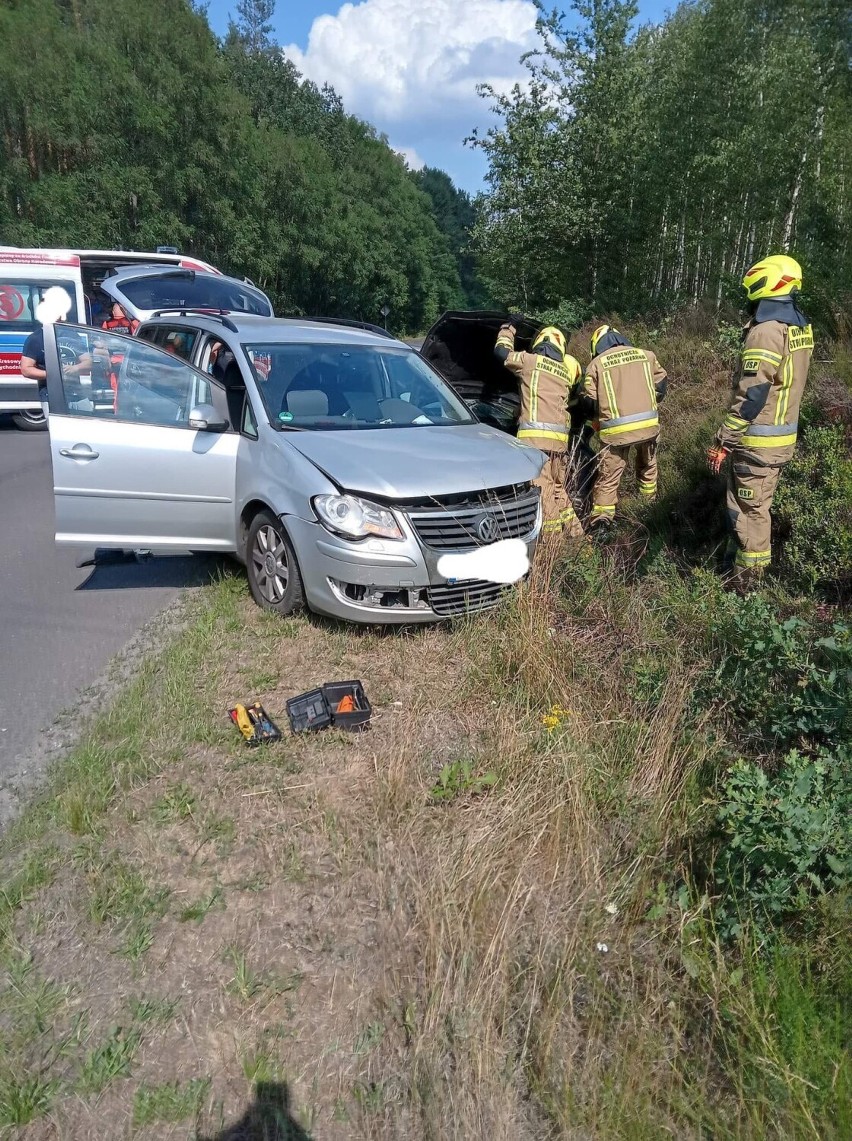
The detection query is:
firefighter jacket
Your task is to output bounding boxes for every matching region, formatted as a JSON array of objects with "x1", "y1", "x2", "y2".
[
  {"x1": 581, "y1": 344, "x2": 667, "y2": 447},
  {"x1": 495, "y1": 324, "x2": 581, "y2": 452},
  {"x1": 715, "y1": 304, "x2": 813, "y2": 467}
]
